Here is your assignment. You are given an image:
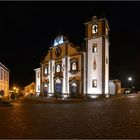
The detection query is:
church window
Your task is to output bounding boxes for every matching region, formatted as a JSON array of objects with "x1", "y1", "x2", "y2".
[
  {"x1": 56, "y1": 64, "x2": 61, "y2": 73},
  {"x1": 72, "y1": 62, "x2": 77, "y2": 71},
  {"x1": 92, "y1": 24, "x2": 98, "y2": 34},
  {"x1": 93, "y1": 43, "x2": 97, "y2": 53},
  {"x1": 92, "y1": 79, "x2": 97, "y2": 88},
  {"x1": 70, "y1": 61, "x2": 78, "y2": 73},
  {"x1": 44, "y1": 66, "x2": 48, "y2": 75}
]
